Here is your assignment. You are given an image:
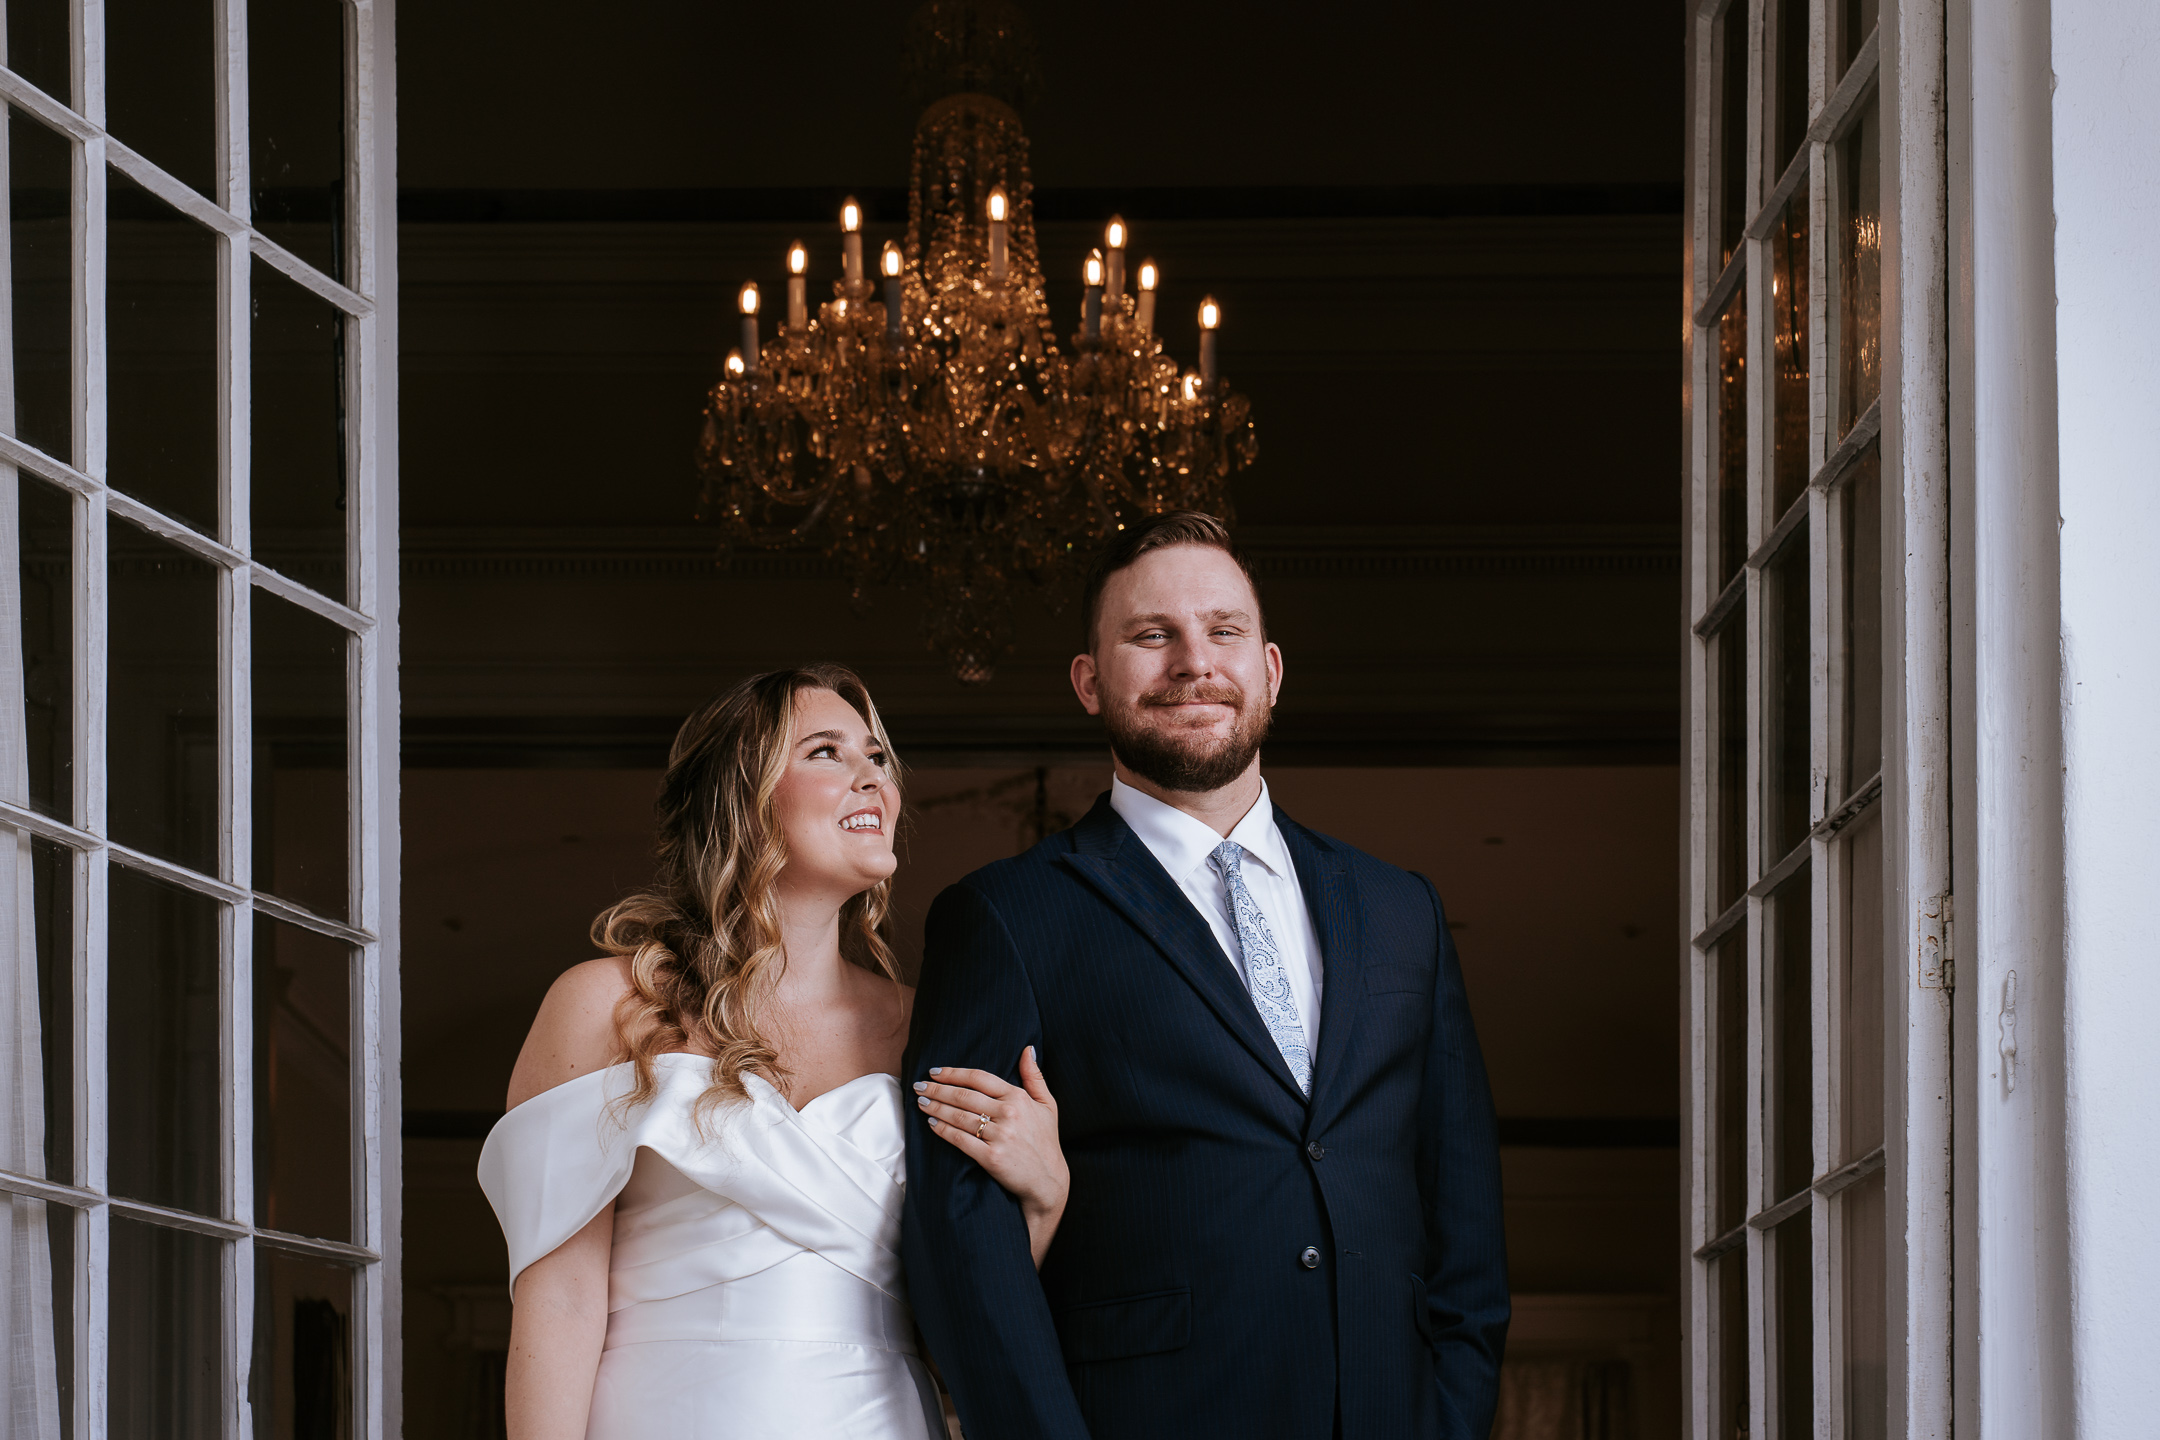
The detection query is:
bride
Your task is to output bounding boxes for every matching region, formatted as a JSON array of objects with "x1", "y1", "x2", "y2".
[{"x1": 478, "y1": 665, "x2": 1067, "y2": 1439}]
